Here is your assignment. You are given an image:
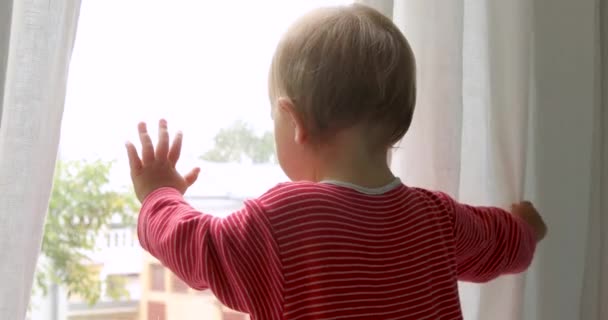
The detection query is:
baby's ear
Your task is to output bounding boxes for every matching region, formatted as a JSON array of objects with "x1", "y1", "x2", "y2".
[{"x1": 277, "y1": 97, "x2": 308, "y2": 144}]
